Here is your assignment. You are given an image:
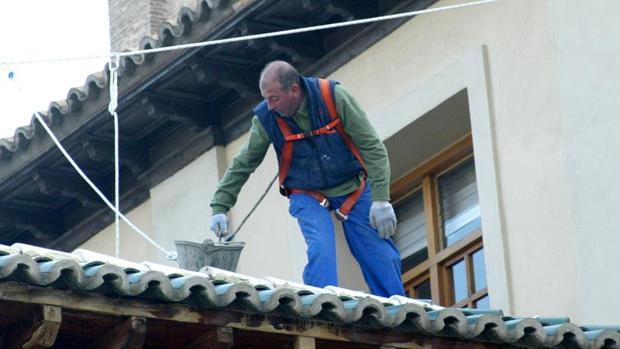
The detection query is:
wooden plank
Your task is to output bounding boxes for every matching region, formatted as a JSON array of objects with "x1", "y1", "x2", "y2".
[
  {"x1": 466, "y1": 251, "x2": 476, "y2": 307},
  {"x1": 429, "y1": 265, "x2": 442, "y2": 305},
  {"x1": 89, "y1": 316, "x2": 147, "y2": 349},
  {"x1": 185, "y1": 327, "x2": 233, "y2": 349},
  {"x1": 420, "y1": 336, "x2": 506, "y2": 348},
  {"x1": 0, "y1": 282, "x2": 423, "y2": 348},
  {"x1": 0, "y1": 282, "x2": 203, "y2": 323},
  {"x1": 422, "y1": 176, "x2": 441, "y2": 257},
  {"x1": 422, "y1": 176, "x2": 443, "y2": 305},
  {"x1": 4, "y1": 304, "x2": 61, "y2": 349},
  {"x1": 293, "y1": 336, "x2": 316, "y2": 349}
]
